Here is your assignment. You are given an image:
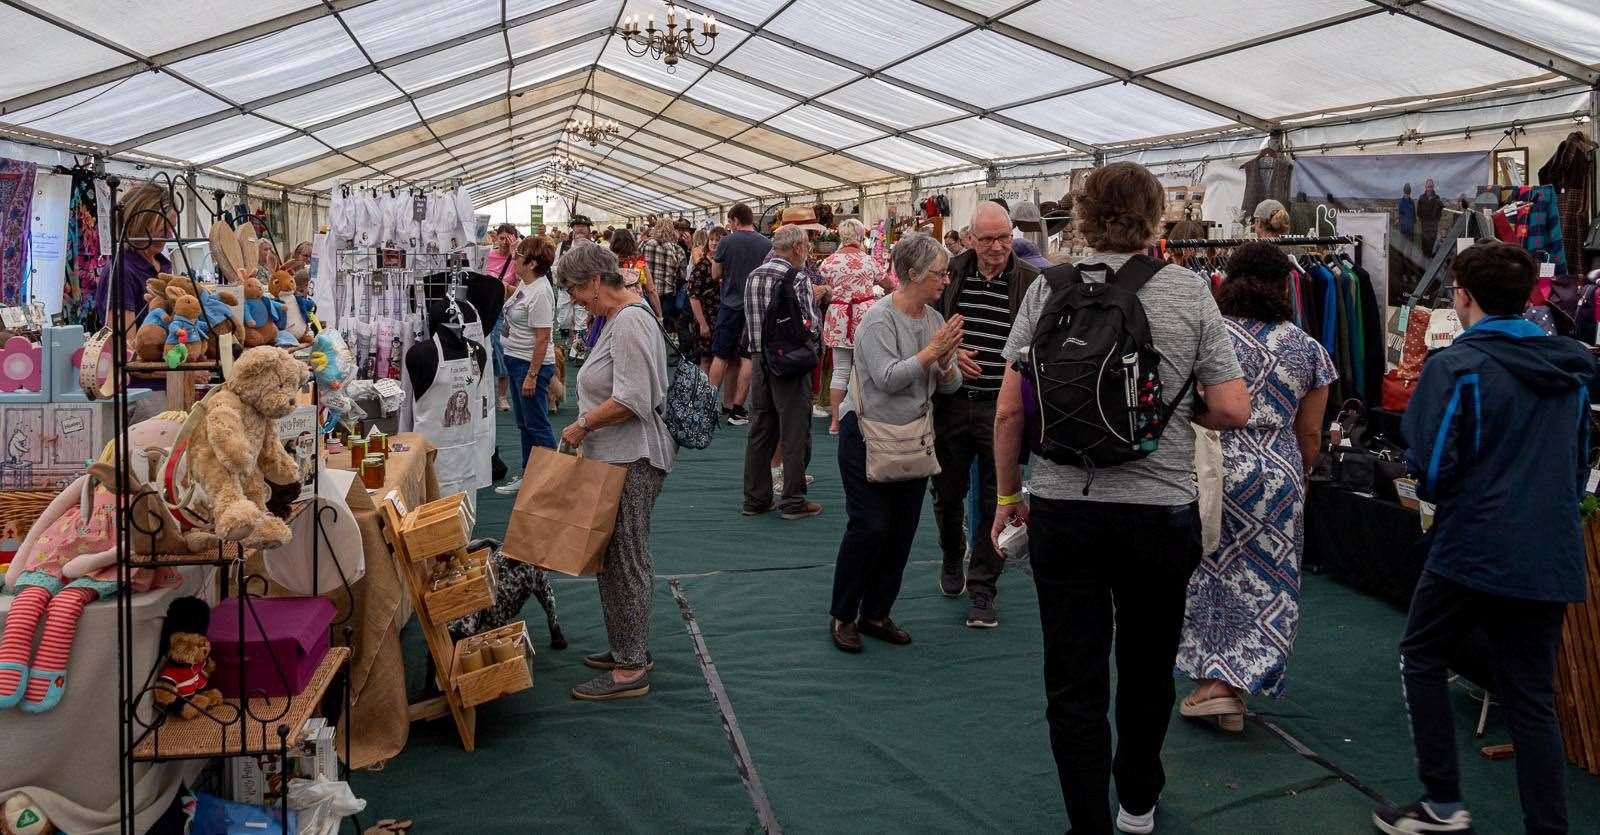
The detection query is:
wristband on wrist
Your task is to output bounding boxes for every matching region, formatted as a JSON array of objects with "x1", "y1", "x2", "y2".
[{"x1": 997, "y1": 492, "x2": 1024, "y2": 507}]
